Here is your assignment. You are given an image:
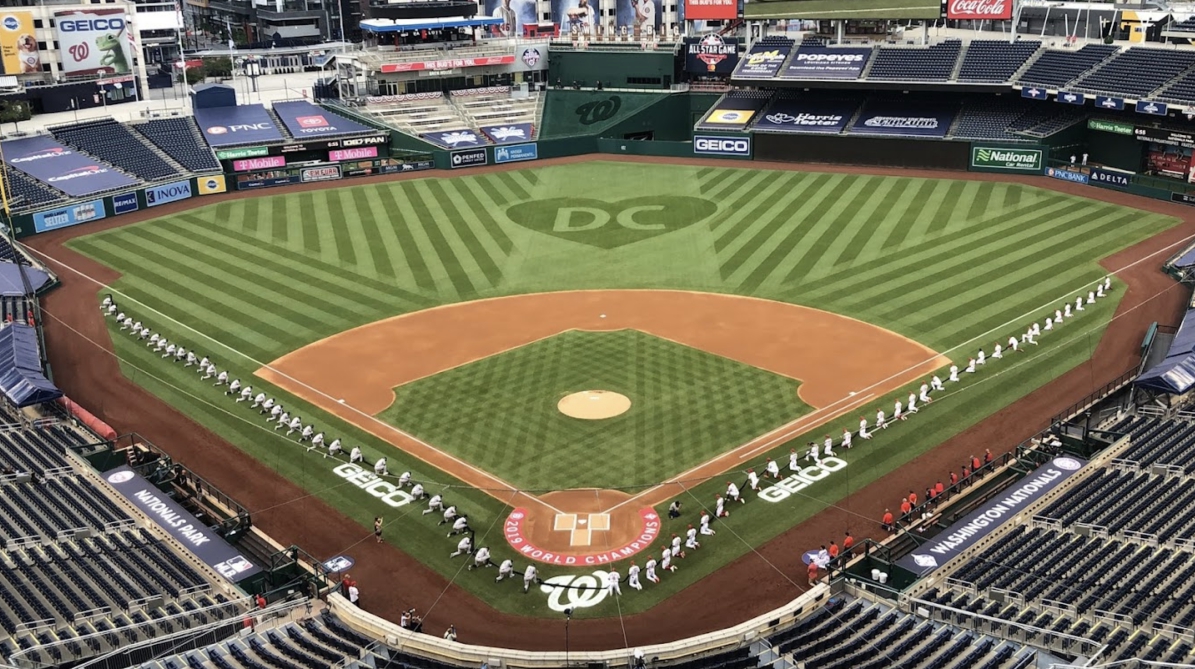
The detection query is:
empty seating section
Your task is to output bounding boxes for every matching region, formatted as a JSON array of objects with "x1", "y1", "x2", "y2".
[
  {"x1": 4, "y1": 170, "x2": 63, "y2": 209},
  {"x1": 452, "y1": 89, "x2": 540, "y2": 131},
  {"x1": 134, "y1": 118, "x2": 221, "y2": 173},
  {"x1": 0, "y1": 425, "x2": 89, "y2": 475},
  {"x1": 1074, "y1": 47, "x2": 1195, "y2": 99},
  {"x1": 360, "y1": 94, "x2": 472, "y2": 136},
  {"x1": 50, "y1": 119, "x2": 178, "y2": 182},
  {"x1": 1159, "y1": 70, "x2": 1195, "y2": 104},
  {"x1": 756, "y1": 36, "x2": 794, "y2": 48},
  {"x1": 951, "y1": 100, "x2": 1036, "y2": 141},
  {"x1": 0, "y1": 475, "x2": 132, "y2": 542},
  {"x1": 957, "y1": 40, "x2": 1042, "y2": 83},
  {"x1": 775, "y1": 597, "x2": 1033, "y2": 669},
  {"x1": 866, "y1": 41, "x2": 961, "y2": 81},
  {"x1": 1018, "y1": 44, "x2": 1118, "y2": 89},
  {"x1": 1005, "y1": 105, "x2": 1084, "y2": 137}
]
